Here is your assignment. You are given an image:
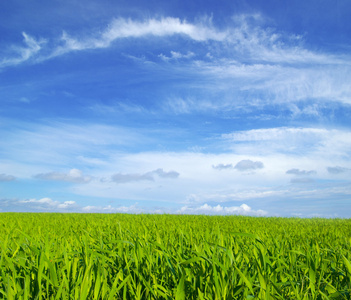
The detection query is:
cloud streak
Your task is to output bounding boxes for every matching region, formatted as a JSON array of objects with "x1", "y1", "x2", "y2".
[
  {"x1": 0, "y1": 33, "x2": 44, "y2": 68},
  {"x1": 212, "y1": 163, "x2": 234, "y2": 170},
  {"x1": 0, "y1": 174, "x2": 16, "y2": 182},
  {"x1": 111, "y1": 168, "x2": 179, "y2": 183},
  {"x1": 0, "y1": 197, "x2": 76, "y2": 212},
  {"x1": 221, "y1": 127, "x2": 351, "y2": 157},
  {"x1": 34, "y1": 169, "x2": 92, "y2": 183},
  {"x1": 327, "y1": 166, "x2": 351, "y2": 174},
  {"x1": 57, "y1": 17, "x2": 226, "y2": 53},
  {"x1": 286, "y1": 169, "x2": 316, "y2": 176}
]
